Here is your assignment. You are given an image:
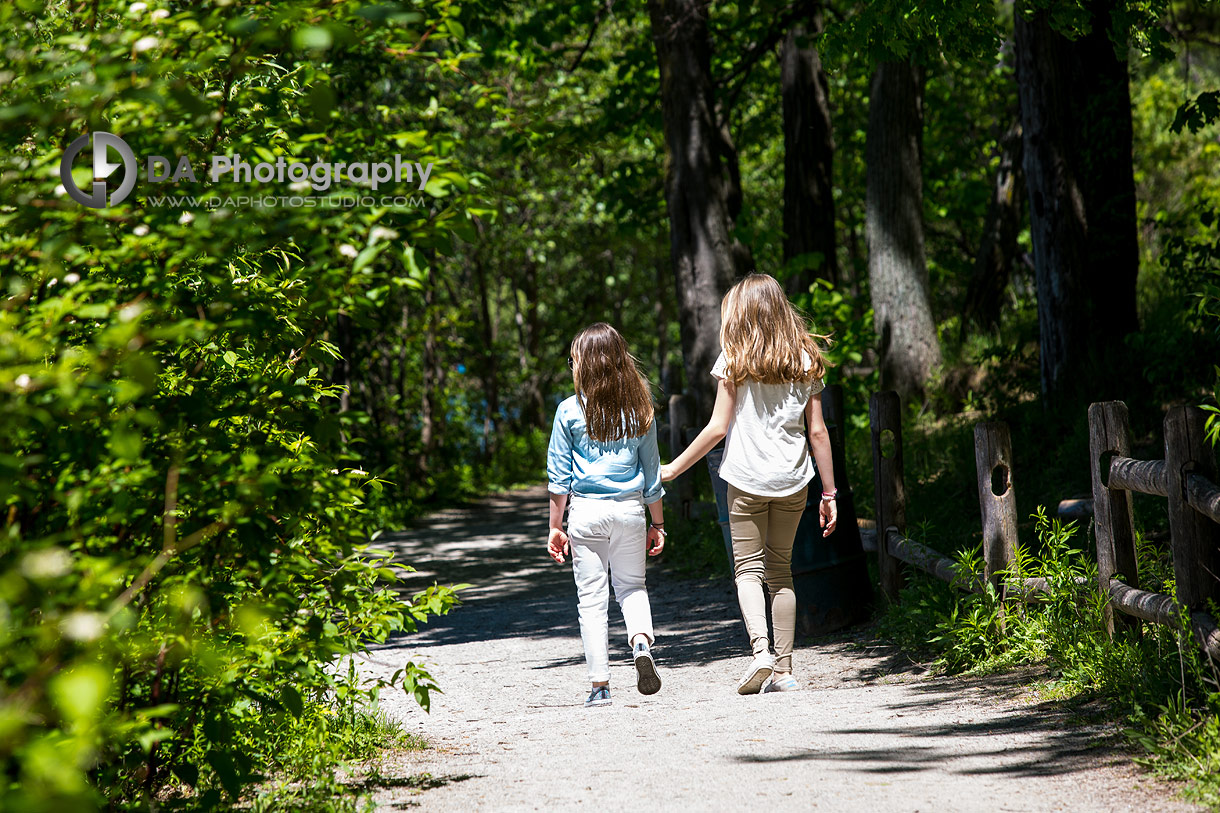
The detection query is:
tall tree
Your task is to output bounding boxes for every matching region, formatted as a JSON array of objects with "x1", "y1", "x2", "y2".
[
  {"x1": 648, "y1": 0, "x2": 753, "y2": 422},
  {"x1": 1014, "y1": 4, "x2": 1140, "y2": 402},
  {"x1": 866, "y1": 59, "x2": 942, "y2": 401},
  {"x1": 781, "y1": 0, "x2": 839, "y2": 293},
  {"x1": 962, "y1": 118, "x2": 1025, "y2": 333}
]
